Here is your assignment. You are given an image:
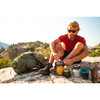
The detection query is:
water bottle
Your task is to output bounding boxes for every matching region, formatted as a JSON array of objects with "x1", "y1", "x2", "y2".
[{"x1": 91, "y1": 63, "x2": 99, "y2": 83}]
